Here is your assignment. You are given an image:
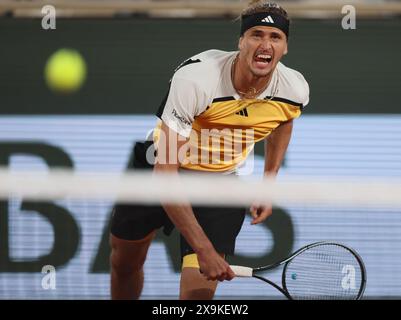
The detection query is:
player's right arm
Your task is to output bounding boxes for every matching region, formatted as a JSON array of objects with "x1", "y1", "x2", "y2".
[{"x1": 154, "y1": 120, "x2": 234, "y2": 282}]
